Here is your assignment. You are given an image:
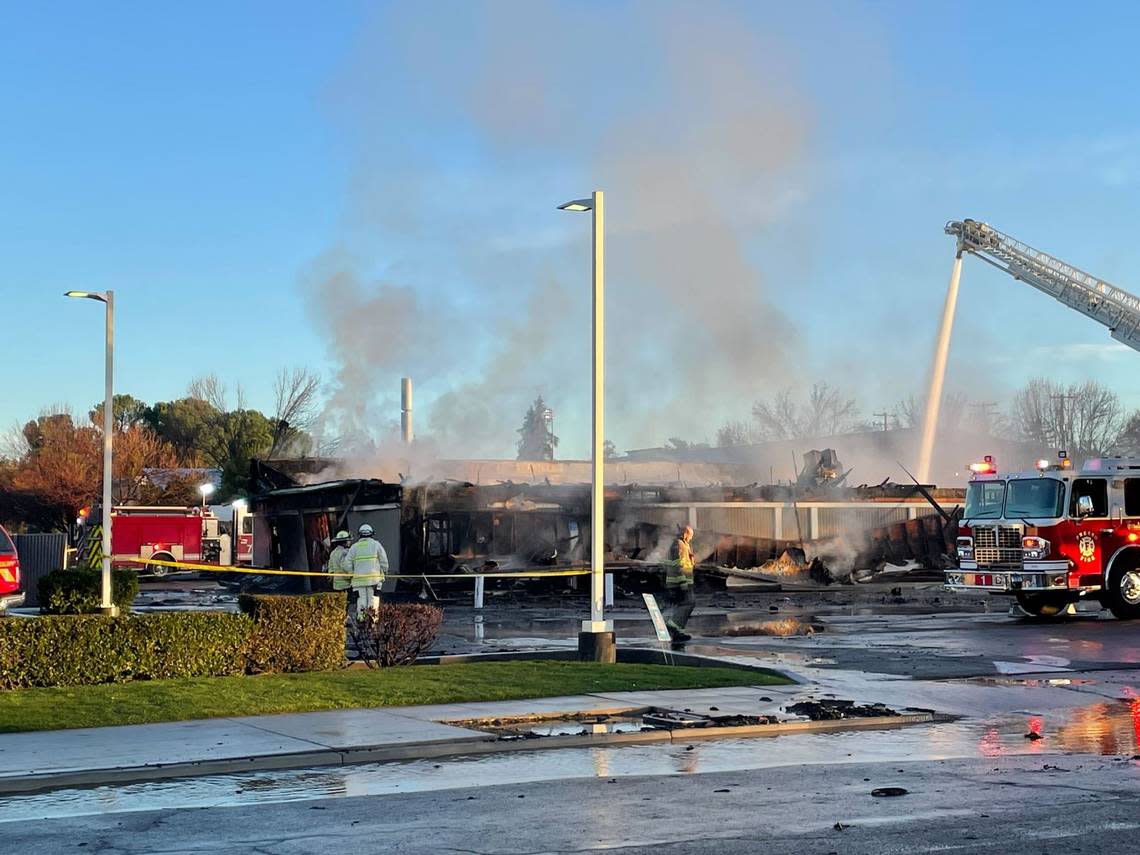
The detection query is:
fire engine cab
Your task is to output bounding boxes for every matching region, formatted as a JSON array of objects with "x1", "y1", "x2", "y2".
[
  {"x1": 80, "y1": 502, "x2": 253, "y2": 576},
  {"x1": 946, "y1": 454, "x2": 1140, "y2": 619}
]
